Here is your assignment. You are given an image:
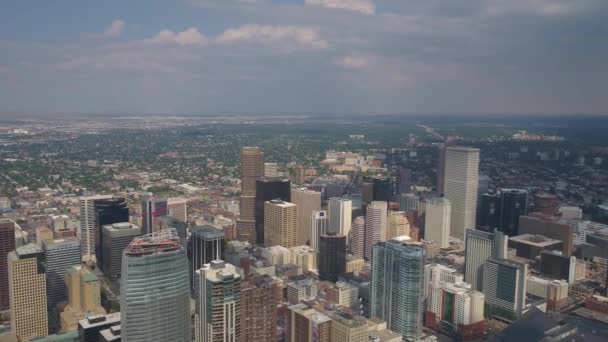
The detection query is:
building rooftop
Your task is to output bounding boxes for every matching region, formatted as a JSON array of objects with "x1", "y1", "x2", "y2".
[
  {"x1": 103, "y1": 222, "x2": 140, "y2": 231},
  {"x1": 510, "y1": 234, "x2": 562, "y2": 247},
  {"x1": 124, "y1": 229, "x2": 181, "y2": 257},
  {"x1": 267, "y1": 199, "x2": 296, "y2": 208},
  {"x1": 78, "y1": 313, "x2": 121, "y2": 329}
]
